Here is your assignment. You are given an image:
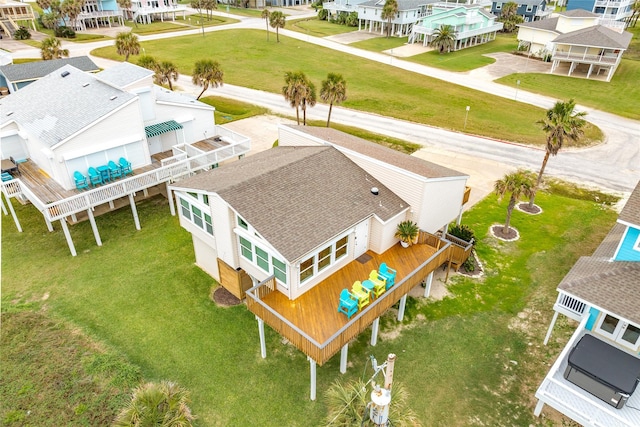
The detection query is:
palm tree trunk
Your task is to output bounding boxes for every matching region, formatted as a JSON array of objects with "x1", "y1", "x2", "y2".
[
  {"x1": 326, "y1": 103, "x2": 333, "y2": 127},
  {"x1": 295, "y1": 106, "x2": 300, "y2": 125},
  {"x1": 266, "y1": 21, "x2": 269, "y2": 41},
  {"x1": 529, "y1": 151, "x2": 551, "y2": 208},
  {"x1": 196, "y1": 85, "x2": 207, "y2": 100},
  {"x1": 168, "y1": 80, "x2": 173, "y2": 91},
  {"x1": 302, "y1": 105, "x2": 307, "y2": 125},
  {"x1": 504, "y1": 195, "x2": 516, "y2": 233},
  {"x1": 276, "y1": 28, "x2": 279, "y2": 43}
]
